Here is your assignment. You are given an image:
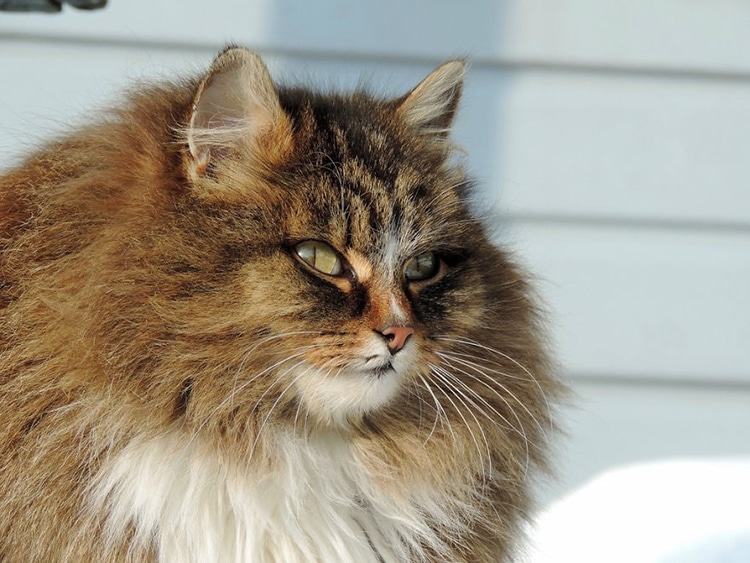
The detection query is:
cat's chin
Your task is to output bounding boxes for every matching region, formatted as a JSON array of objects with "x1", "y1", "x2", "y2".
[{"x1": 290, "y1": 360, "x2": 408, "y2": 426}]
